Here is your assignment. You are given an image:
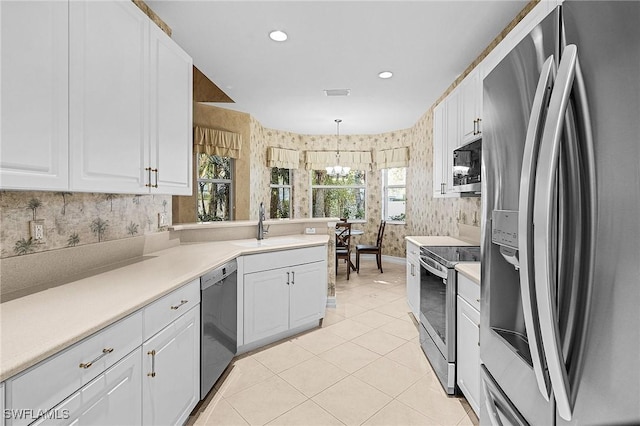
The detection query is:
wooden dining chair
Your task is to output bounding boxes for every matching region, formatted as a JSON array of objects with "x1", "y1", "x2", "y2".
[
  {"x1": 335, "y1": 222, "x2": 352, "y2": 280},
  {"x1": 356, "y1": 220, "x2": 386, "y2": 273}
]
